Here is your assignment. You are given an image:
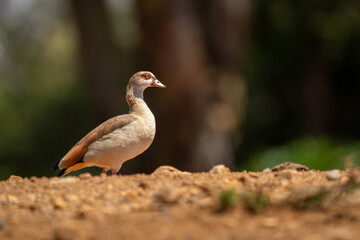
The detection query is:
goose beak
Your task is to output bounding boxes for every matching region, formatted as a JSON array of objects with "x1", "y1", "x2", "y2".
[{"x1": 152, "y1": 79, "x2": 166, "y2": 88}]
